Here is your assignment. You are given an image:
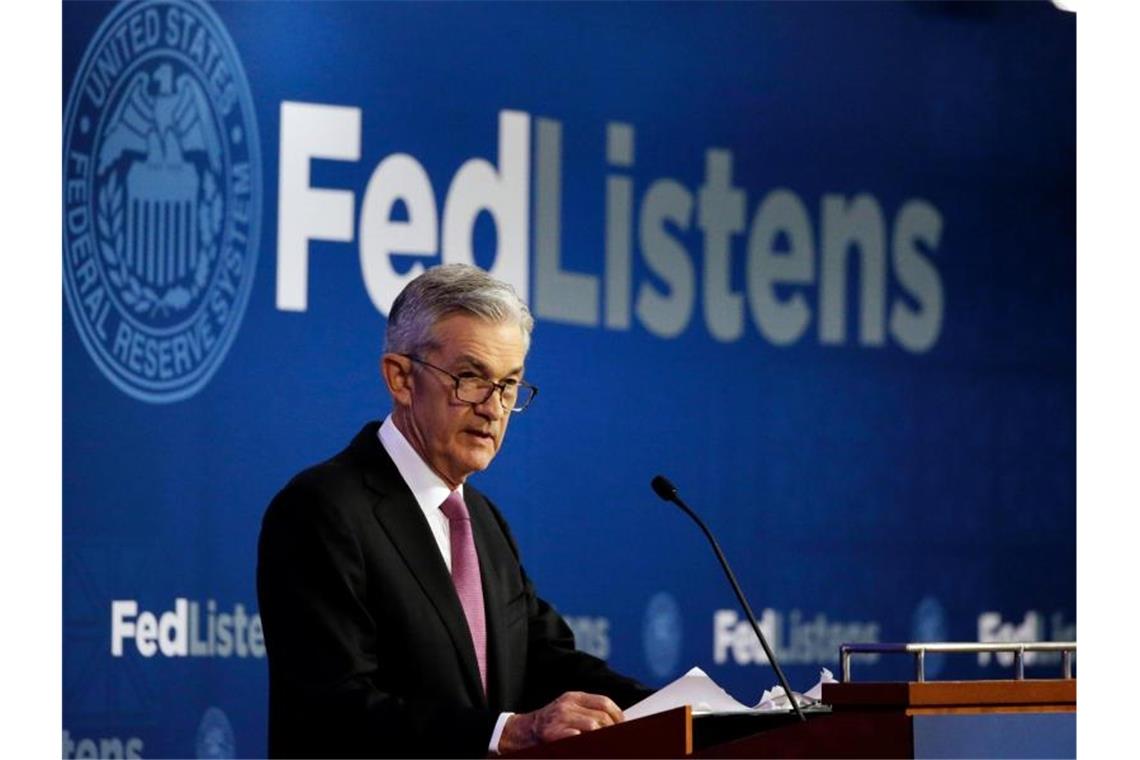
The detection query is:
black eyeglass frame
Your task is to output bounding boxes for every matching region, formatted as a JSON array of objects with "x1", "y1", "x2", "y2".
[{"x1": 401, "y1": 354, "x2": 538, "y2": 412}]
